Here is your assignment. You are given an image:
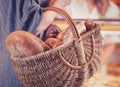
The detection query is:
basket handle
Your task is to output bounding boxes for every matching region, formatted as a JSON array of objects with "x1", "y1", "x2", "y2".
[
  {"x1": 43, "y1": 7, "x2": 80, "y2": 39},
  {"x1": 58, "y1": 35, "x2": 95, "y2": 70},
  {"x1": 43, "y1": 7, "x2": 95, "y2": 70}
]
